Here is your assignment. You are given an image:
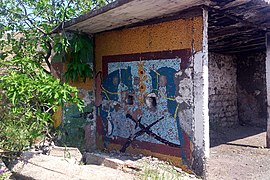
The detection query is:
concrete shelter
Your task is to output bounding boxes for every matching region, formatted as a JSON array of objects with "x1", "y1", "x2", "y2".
[{"x1": 53, "y1": 0, "x2": 270, "y2": 175}]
